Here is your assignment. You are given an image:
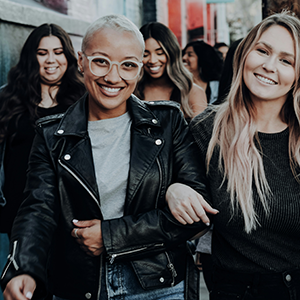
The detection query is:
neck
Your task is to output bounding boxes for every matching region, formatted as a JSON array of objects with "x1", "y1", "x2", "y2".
[
  {"x1": 254, "y1": 100, "x2": 288, "y2": 133},
  {"x1": 39, "y1": 83, "x2": 58, "y2": 108},
  {"x1": 147, "y1": 73, "x2": 173, "y2": 88}
]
